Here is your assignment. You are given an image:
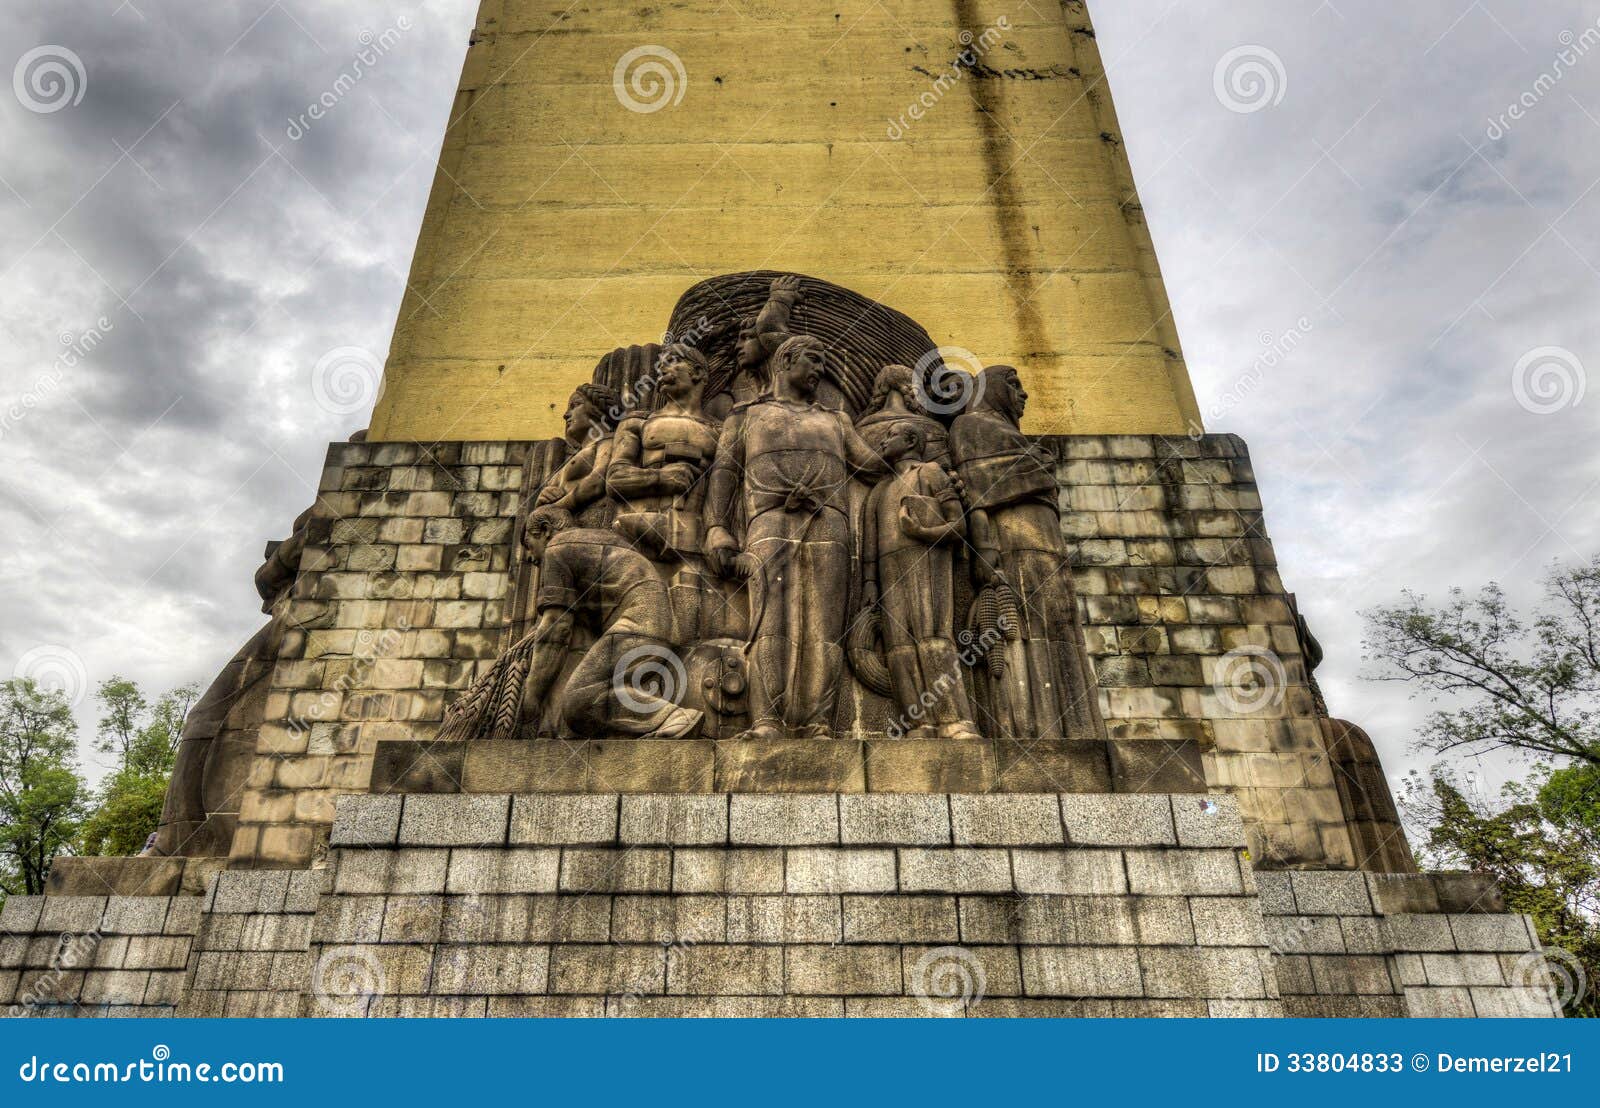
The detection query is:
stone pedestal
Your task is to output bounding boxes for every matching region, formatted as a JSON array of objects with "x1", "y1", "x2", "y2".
[{"x1": 0, "y1": 793, "x2": 1560, "y2": 1018}]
